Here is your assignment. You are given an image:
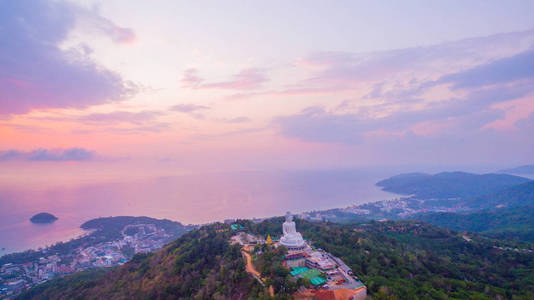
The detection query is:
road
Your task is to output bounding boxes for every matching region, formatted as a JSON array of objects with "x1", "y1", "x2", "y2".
[
  {"x1": 241, "y1": 246, "x2": 274, "y2": 297},
  {"x1": 242, "y1": 249, "x2": 261, "y2": 279}
]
